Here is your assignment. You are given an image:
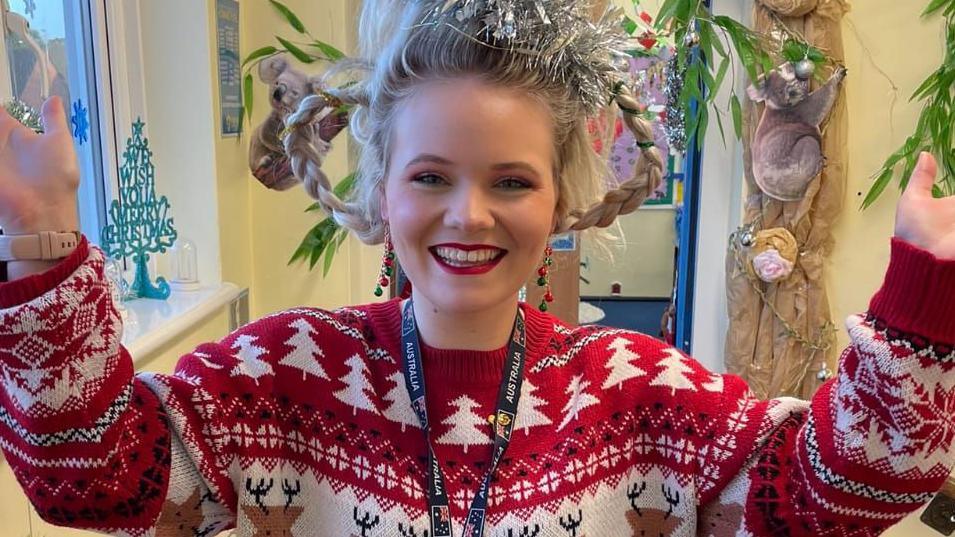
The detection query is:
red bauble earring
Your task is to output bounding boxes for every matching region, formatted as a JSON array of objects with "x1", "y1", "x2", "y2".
[
  {"x1": 374, "y1": 231, "x2": 395, "y2": 297},
  {"x1": 536, "y1": 246, "x2": 554, "y2": 311}
]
